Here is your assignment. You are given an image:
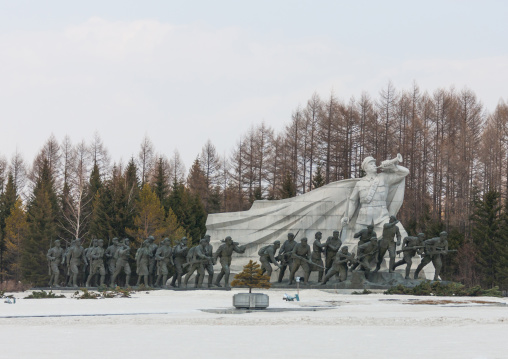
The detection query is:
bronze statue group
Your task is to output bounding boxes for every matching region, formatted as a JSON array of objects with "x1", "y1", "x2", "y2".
[
  {"x1": 46, "y1": 215, "x2": 454, "y2": 289},
  {"x1": 259, "y1": 216, "x2": 453, "y2": 286},
  {"x1": 46, "y1": 234, "x2": 245, "y2": 288}
]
